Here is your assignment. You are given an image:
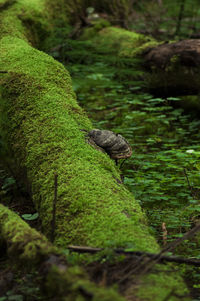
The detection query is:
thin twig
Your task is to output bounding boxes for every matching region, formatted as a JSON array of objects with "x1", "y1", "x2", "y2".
[
  {"x1": 183, "y1": 168, "x2": 196, "y2": 199},
  {"x1": 117, "y1": 256, "x2": 148, "y2": 284},
  {"x1": 162, "y1": 222, "x2": 200, "y2": 253},
  {"x1": 51, "y1": 173, "x2": 58, "y2": 243},
  {"x1": 119, "y1": 158, "x2": 127, "y2": 169},
  {"x1": 162, "y1": 222, "x2": 167, "y2": 246},
  {"x1": 135, "y1": 222, "x2": 200, "y2": 276},
  {"x1": 68, "y1": 232, "x2": 200, "y2": 267}
]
